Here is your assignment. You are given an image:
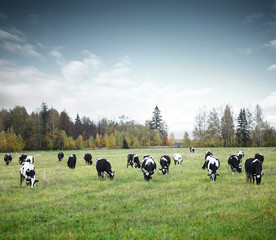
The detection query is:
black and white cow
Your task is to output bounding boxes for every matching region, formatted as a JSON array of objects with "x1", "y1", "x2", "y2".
[
  {"x1": 190, "y1": 147, "x2": 195, "y2": 153},
  {"x1": 20, "y1": 162, "x2": 38, "y2": 188},
  {"x1": 95, "y1": 158, "x2": 115, "y2": 179},
  {"x1": 245, "y1": 157, "x2": 264, "y2": 185},
  {"x1": 4, "y1": 154, "x2": 12, "y2": 165},
  {"x1": 67, "y1": 154, "x2": 76, "y2": 169},
  {"x1": 228, "y1": 151, "x2": 244, "y2": 174},
  {"x1": 84, "y1": 153, "x2": 93, "y2": 165},
  {"x1": 19, "y1": 154, "x2": 28, "y2": 165},
  {"x1": 159, "y1": 155, "x2": 171, "y2": 175},
  {"x1": 141, "y1": 155, "x2": 156, "y2": 181},
  {"x1": 202, "y1": 150, "x2": 220, "y2": 181},
  {"x1": 127, "y1": 154, "x2": 141, "y2": 168},
  {"x1": 173, "y1": 153, "x2": 182, "y2": 165},
  {"x1": 58, "y1": 152, "x2": 64, "y2": 161}
]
